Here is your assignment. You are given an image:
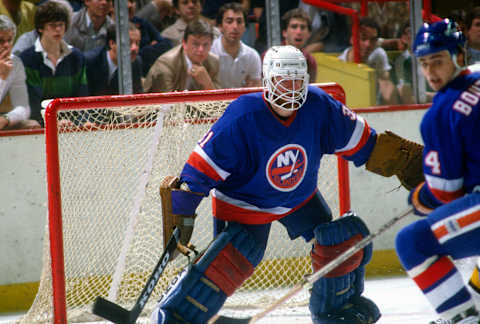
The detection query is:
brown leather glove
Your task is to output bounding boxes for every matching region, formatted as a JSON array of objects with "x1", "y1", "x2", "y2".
[
  {"x1": 366, "y1": 130, "x2": 424, "y2": 190},
  {"x1": 160, "y1": 176, "x2": 204, "y2": 250}
]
